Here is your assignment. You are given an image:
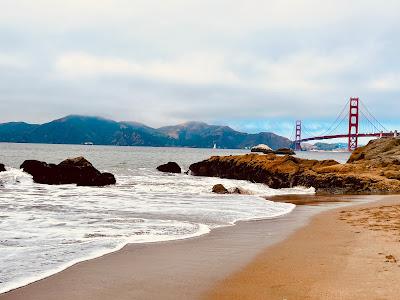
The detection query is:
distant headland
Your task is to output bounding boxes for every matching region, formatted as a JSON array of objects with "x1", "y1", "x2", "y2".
[{"x1": 0, "y1": 115, "x2": 293, "y2": 149}]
